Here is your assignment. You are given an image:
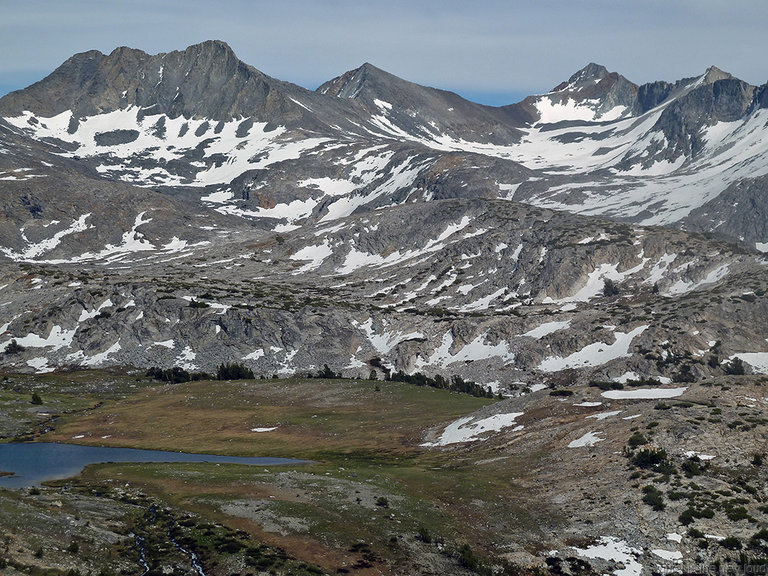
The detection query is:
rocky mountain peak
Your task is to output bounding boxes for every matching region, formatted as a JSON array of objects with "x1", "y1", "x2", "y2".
[
  {"x1": 182, "y1": 39, "x2": 236, "y2": 57},
  {"x1": 0, "y1": 40, "x2": 308, "y2": 122},
  {"x1": 316, "y1": 62, "x2": 393, "y2": 100},
  {"x1": 522, "y1": 63, "x2": 639, "y2": 123},
  {"x1": 699, "y1": 65, "x2": 733, "y2": 85},
  {"x1": 553, "y1": 62, "x2": 611, "y2": 92}
]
